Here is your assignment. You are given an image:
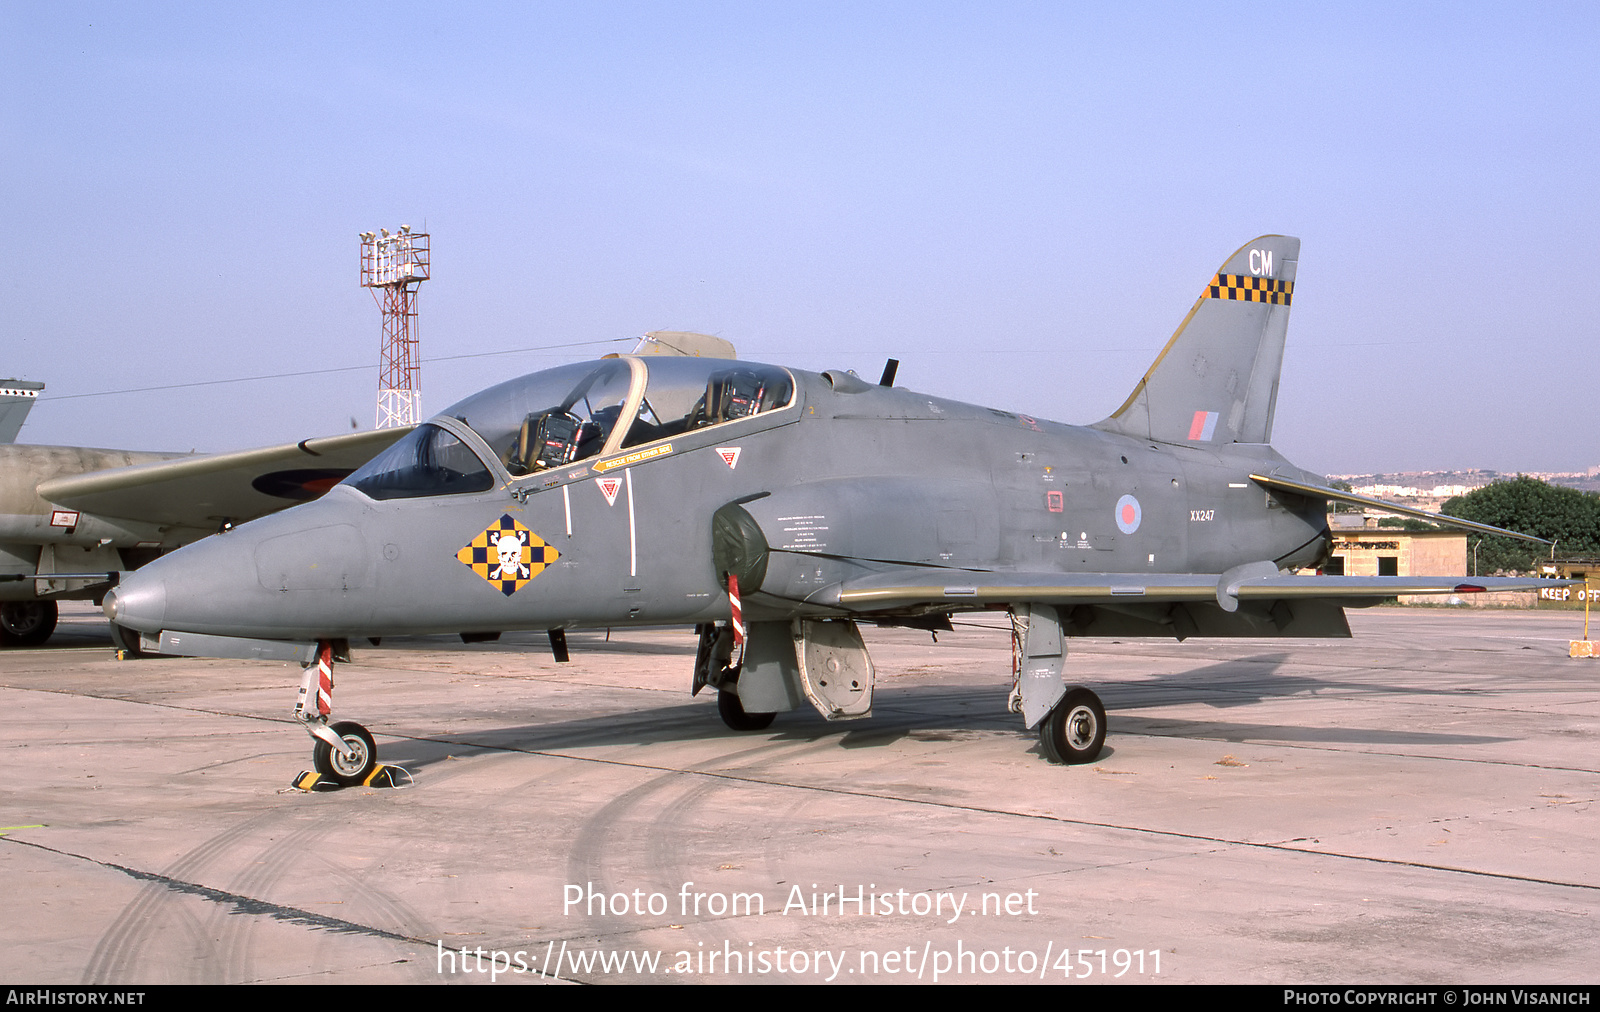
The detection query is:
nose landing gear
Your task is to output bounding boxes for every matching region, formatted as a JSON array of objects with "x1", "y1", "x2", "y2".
[{"x1": 294, "y1": 641, "x2": 385, "y2": 788}]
